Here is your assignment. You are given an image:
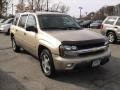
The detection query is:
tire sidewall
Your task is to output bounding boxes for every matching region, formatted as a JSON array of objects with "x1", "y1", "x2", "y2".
[
  {"x1": 39, "y1": 49, "x2": 55, "y2": 77},
  {"x1": 12, "y1": 38, "x2": 16, "y2": 51},
  {"x1": 107, "y1": 32, "x2": 116, "y2": 43}
]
